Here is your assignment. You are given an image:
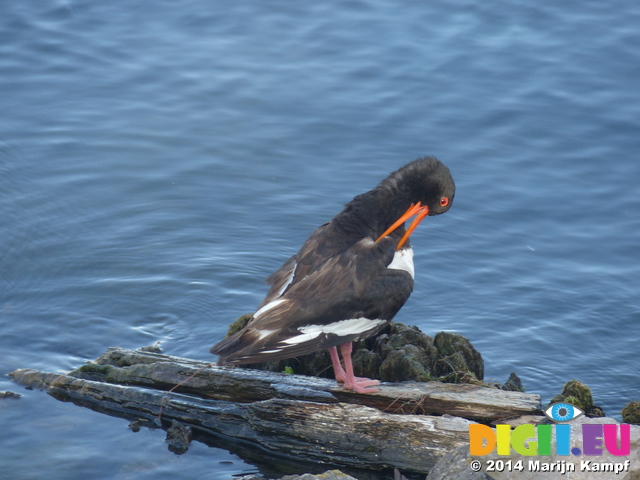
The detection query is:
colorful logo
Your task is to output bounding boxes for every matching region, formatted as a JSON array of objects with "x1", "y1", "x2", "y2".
[
  {"x1": 469, "y1": 402, "x2": 631, "y2": 457},
  {"x1": 545, "y1": 402, "x2": 584, "y2": 422}
]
